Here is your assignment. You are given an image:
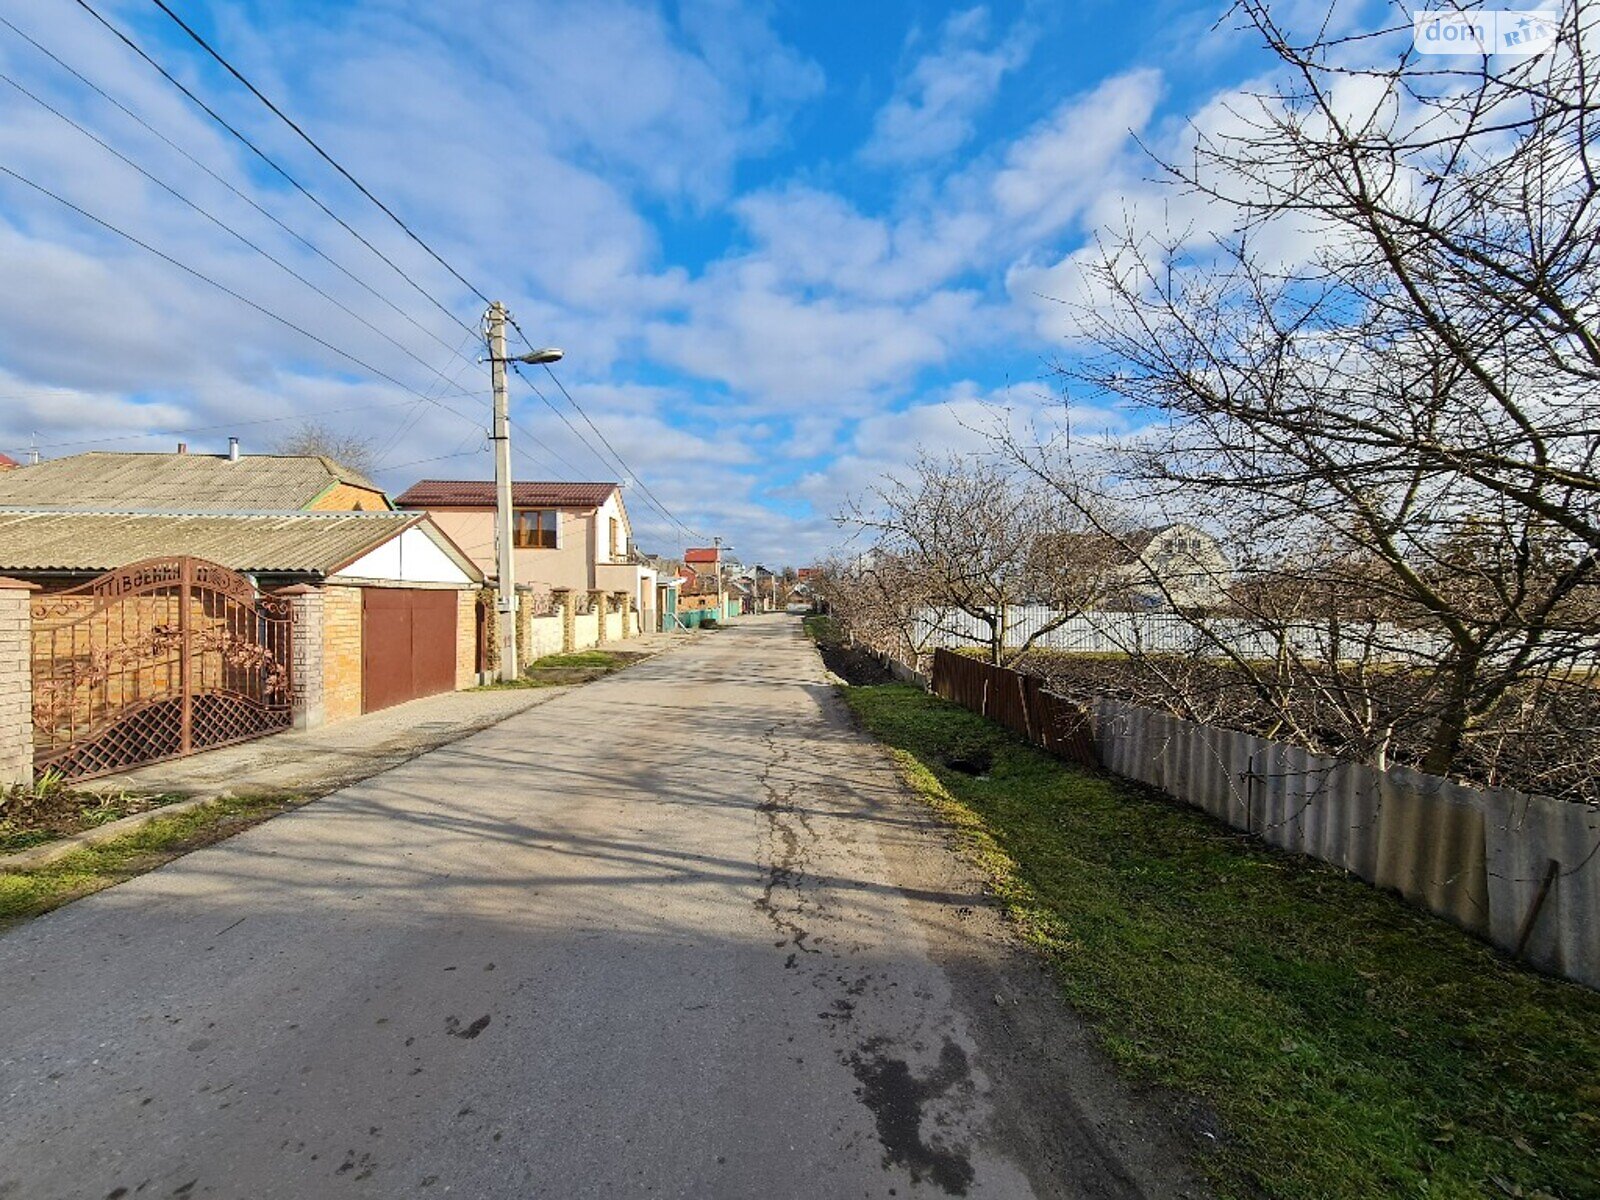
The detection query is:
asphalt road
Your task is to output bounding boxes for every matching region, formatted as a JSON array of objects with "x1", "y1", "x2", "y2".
[{"x1": 0, "y1": 616, "x2": 1198, "y2": 1199}]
